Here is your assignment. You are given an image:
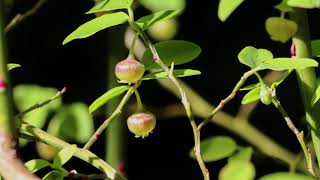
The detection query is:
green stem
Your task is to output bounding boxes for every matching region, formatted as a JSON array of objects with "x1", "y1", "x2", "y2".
[
  {"x1": 134, "y1": 89, "x2": 143, "y2": 112},
  {"x1": 272, "y1": 98, "x2": 315, "y2": 176},
  {"x1": 290, "y1": 8, "x2": 320, "y2": 172},
  {"x1": 83, "y1": 84, "x2": 138, "y2": 150},
  {"x1": 20, "y1": 123, "x2": 126, "y2": 180}
]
